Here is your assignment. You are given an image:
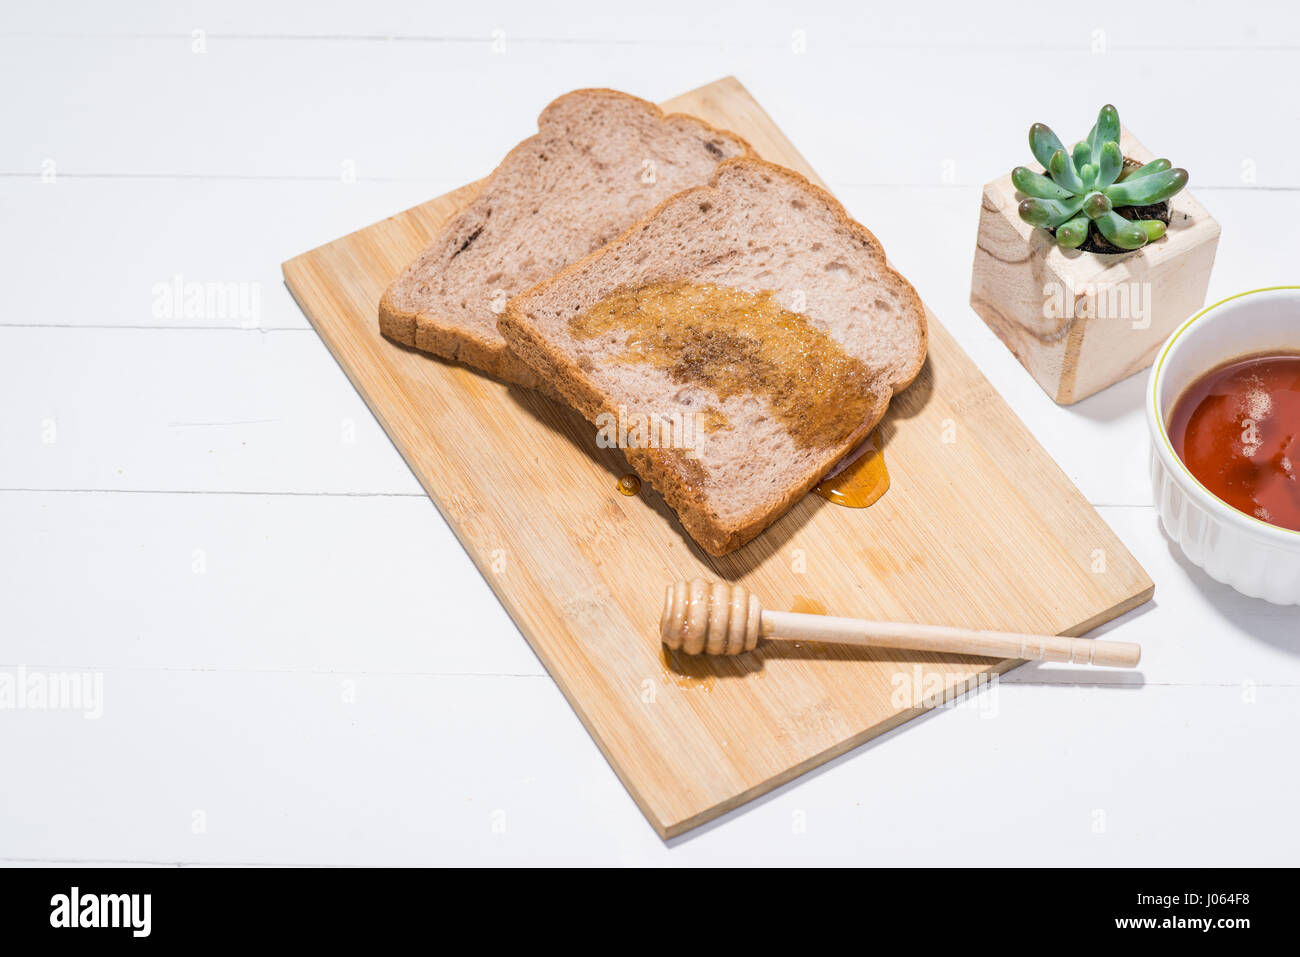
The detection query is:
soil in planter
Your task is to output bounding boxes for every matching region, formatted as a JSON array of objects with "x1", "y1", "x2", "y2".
[{"x1": 1046, "y1": 157, "x2": 1174, "y2": 255}]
